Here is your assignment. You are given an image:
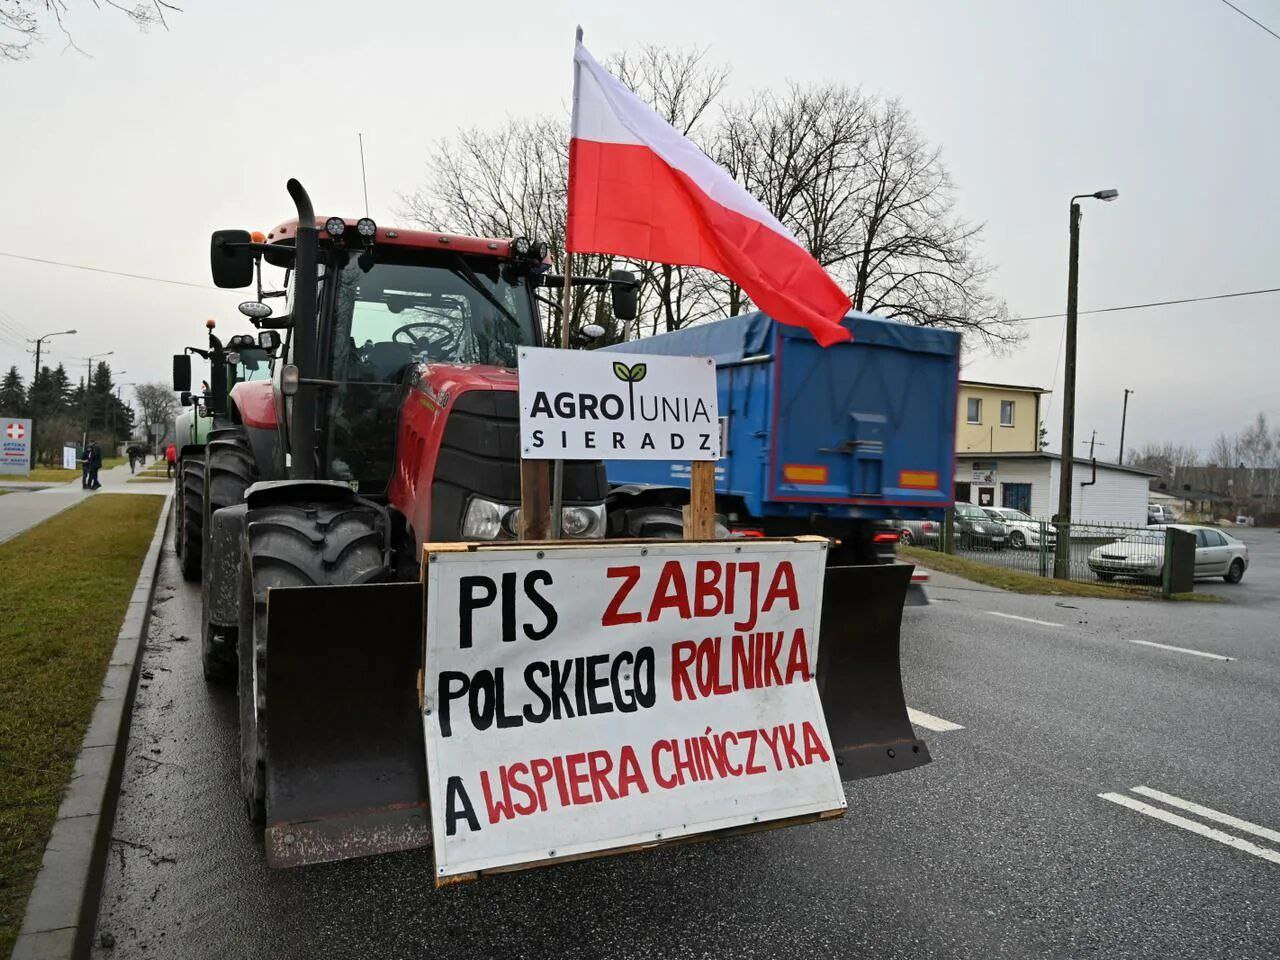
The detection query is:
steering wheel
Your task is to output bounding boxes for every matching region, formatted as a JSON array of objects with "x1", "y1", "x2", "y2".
[{"x1": 391, "y1": 320, "x2": 460, "y2": 356}]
